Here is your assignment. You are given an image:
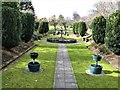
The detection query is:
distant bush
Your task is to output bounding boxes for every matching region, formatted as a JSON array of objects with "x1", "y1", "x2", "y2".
[
  {"x1": 2, "y1": 6, "x2": 21, "y2": 49},
  {"x1": 73, "y1": 22, "x2": 79, "y2": 34},
  {"x1": 75, "y1": 23, "x2": 79, "y2": 34},
  {"x1": 21, "y1": 13, "x2": 35, "y2": 43},
  {"x1": 73, "y1": 23, "x2": 76, "y2": 34},
  {"x1": 44, "y1": 22, "x2": 49, "y2": 33},
  {"x1": 92, "y1": 16, "x2": 106, "y2": 44},
  {"x1": 35, "y1": 21, "x2": 39, "y2": 30},
  {"x1": 105, "y1": 10, "x2": 120, "y2": 55},
  {"x1": 78, "y1": 21, "x2": 87, "y2": 37},
  {"x1": 39, "y1": 22, "x2": 49, "y2": 34}
]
